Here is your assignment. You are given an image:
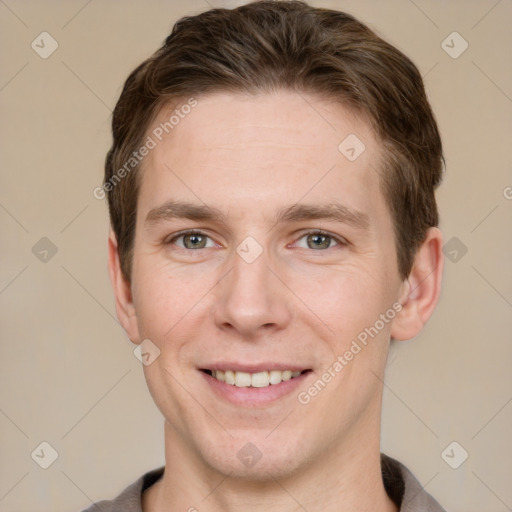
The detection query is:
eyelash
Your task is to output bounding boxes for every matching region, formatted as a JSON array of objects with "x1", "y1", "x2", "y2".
[
  {"x1": 294, "y1": 229, "x2": 348, "y2": 250},
  {"x1": 165, "y1": 229, "x2": 217, "y2": 249},
  {"x1": 165, "y1": 229, "x2": 348, "y2": 250}
]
